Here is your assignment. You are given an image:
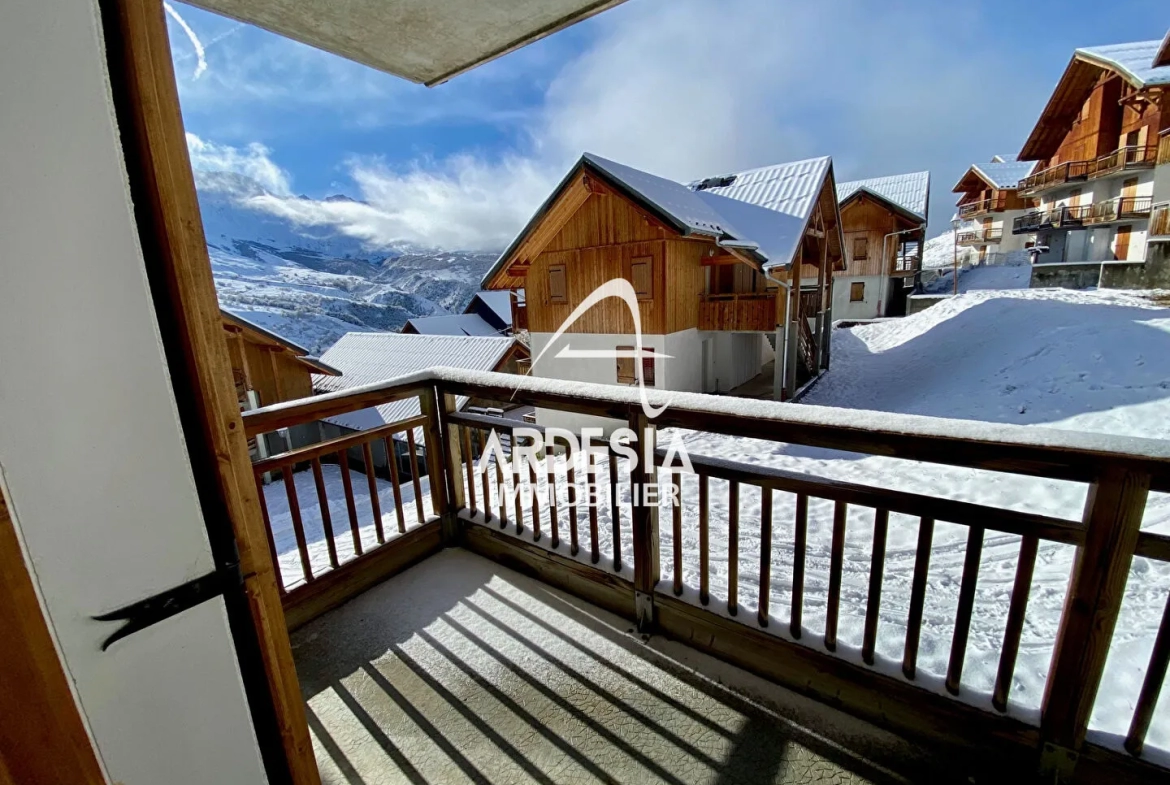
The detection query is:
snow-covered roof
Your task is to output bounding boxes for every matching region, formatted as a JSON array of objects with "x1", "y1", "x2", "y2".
[
  {"x1": 465, "y1": 291, "x2": 513, "y2": 327},
  {"x1": 403, "y1": 313, "x2": 502, "y2": 336},
  {"x1": 836, "y1": 171, "x2": 930, "y2": 220},
  {"x1": 990, "y1": 154, "x2": 1019, "y2": 163},
  {"x1": 969, "y1": 161, "x2": 1037, "y2": 190},
  {"x1": 1076, "y1": 39, "x2": 1170, "y2": 87},
  {"x1": 689, "y1": 157, "x2": 833, "y2": 221},
  {"x1": 222, "y1": 308, "x2": 343, "y2": 376},
  {"x1": 313, "y1": 333, "x2": 519, "y2": 435}
]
